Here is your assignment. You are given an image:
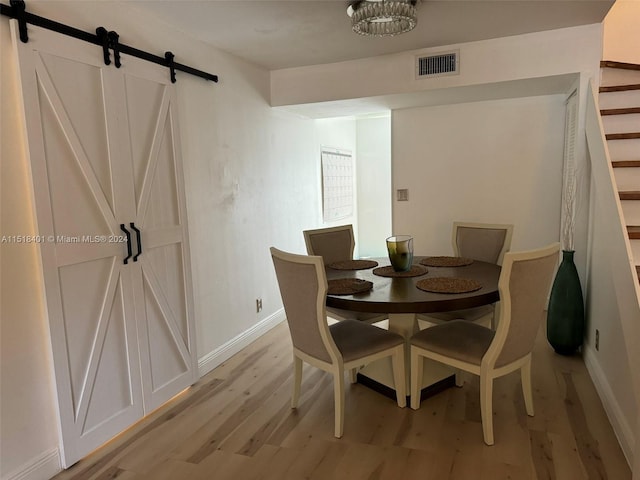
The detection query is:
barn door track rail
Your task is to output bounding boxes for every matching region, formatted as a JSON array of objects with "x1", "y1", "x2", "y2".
[{"x1": 0, "y1": 0, "x2": 218, "y2": 84}]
